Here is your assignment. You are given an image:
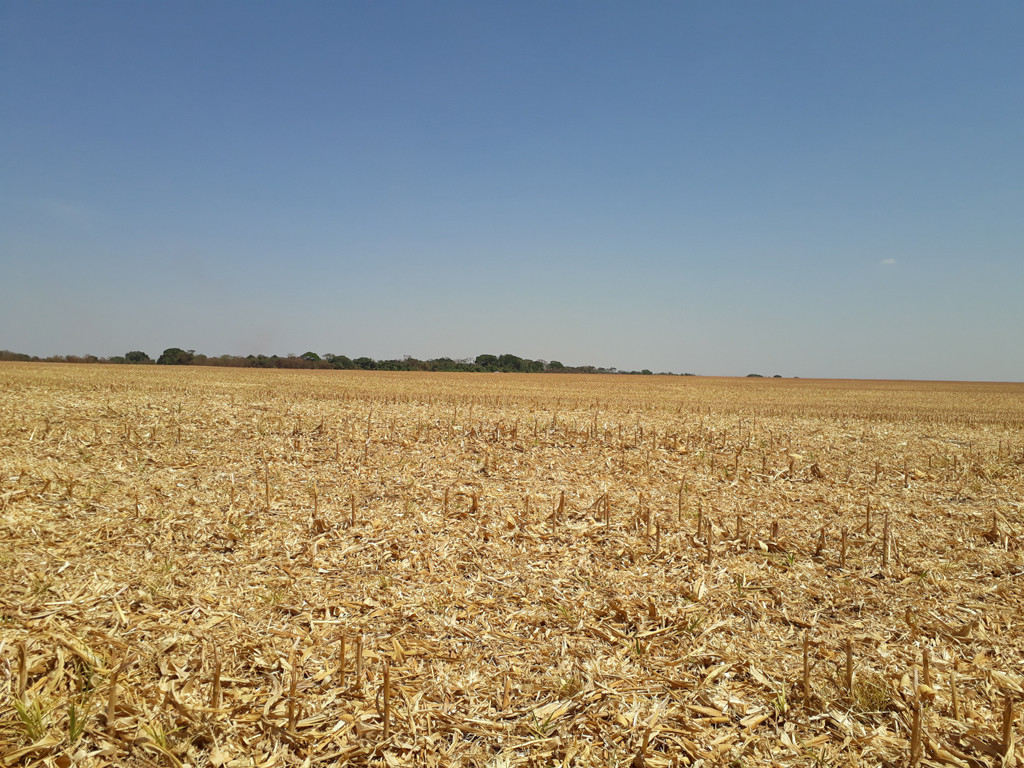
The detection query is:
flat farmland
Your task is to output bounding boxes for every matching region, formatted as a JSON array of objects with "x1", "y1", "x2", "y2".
[{"x1": 1, "y1": 364, "x2": 1022, "y2": 767}]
